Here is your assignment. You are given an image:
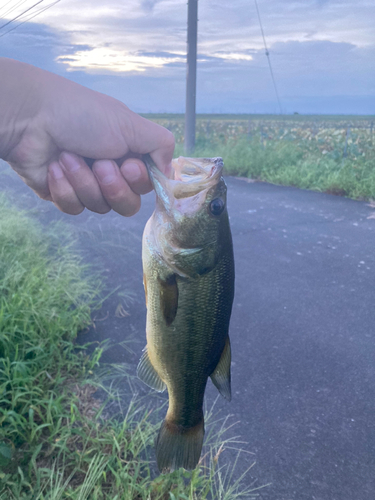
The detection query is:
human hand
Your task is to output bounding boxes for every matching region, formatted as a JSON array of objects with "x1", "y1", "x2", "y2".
[{"x1": 0, "y1": 58, "x2": 174, "y2": 216}]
